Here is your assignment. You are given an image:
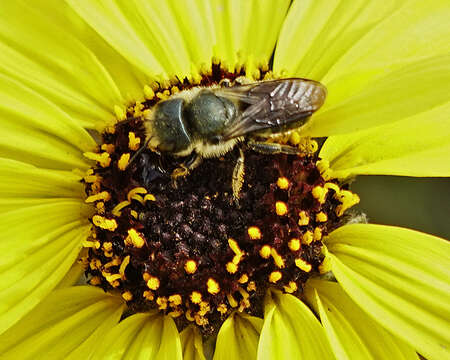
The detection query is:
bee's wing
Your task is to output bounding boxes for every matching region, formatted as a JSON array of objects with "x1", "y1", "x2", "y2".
[{"x1": 215, "y1": 78, "x2": 326, "y2": 140}]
